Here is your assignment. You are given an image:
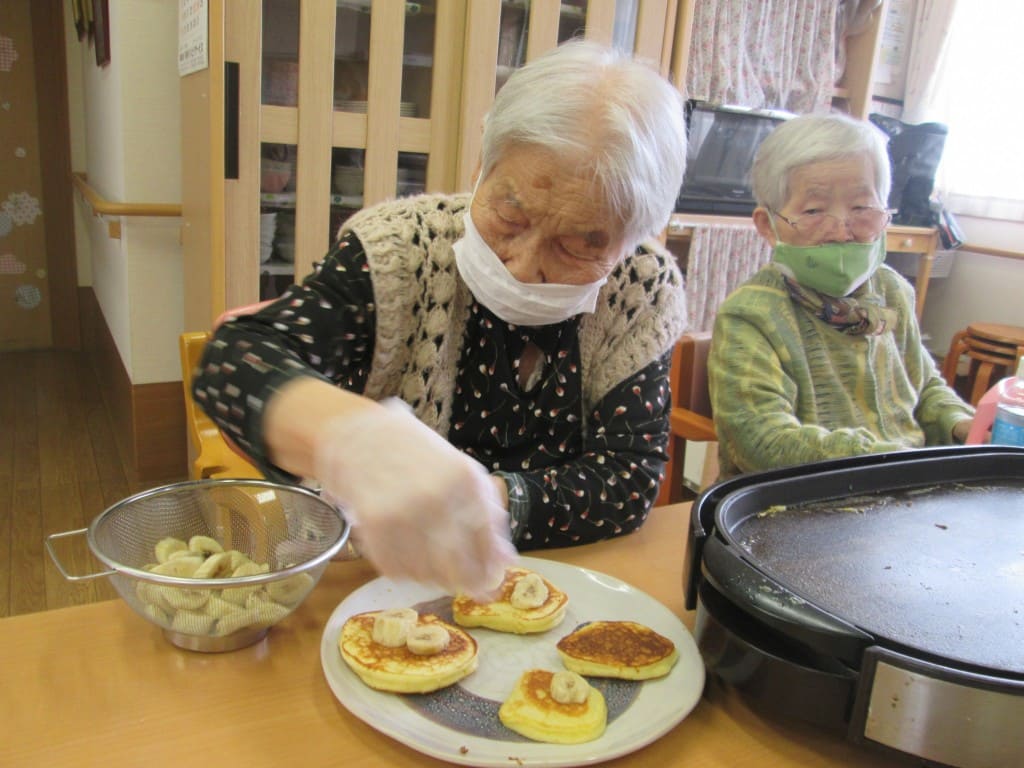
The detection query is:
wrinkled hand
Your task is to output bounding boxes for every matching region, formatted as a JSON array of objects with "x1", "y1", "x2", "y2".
[
  {"x1": 314, "y1": 399, "x2": 517, "y2": 596},
  {"x1": 952, "y1": 418, "x2": 973, "y2": 444}
]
